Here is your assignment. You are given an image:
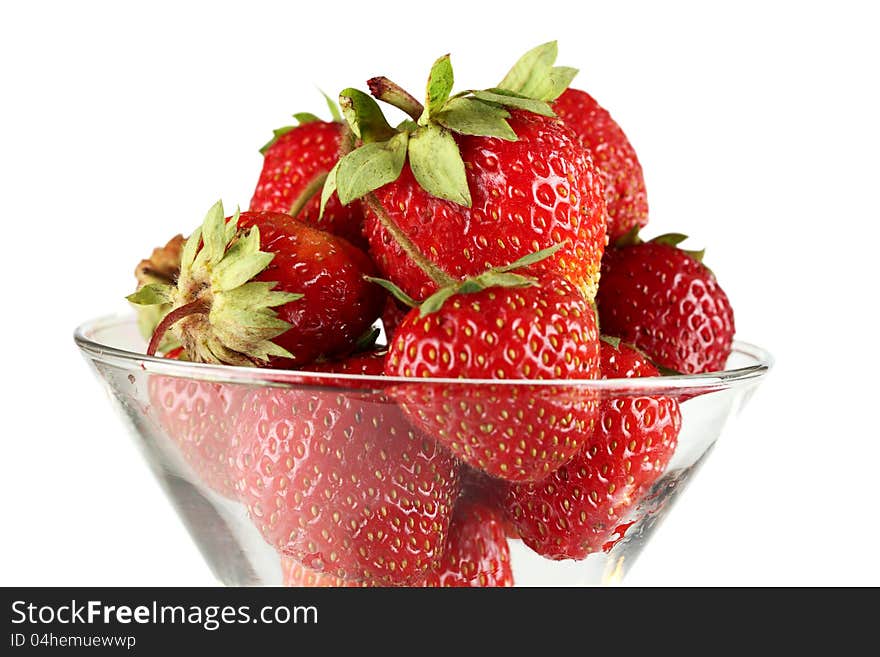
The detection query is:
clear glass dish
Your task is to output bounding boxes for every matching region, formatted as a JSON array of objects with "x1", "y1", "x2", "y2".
[{"x1": 74, "y1": 314, "x2": 772, "y2": 586}]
